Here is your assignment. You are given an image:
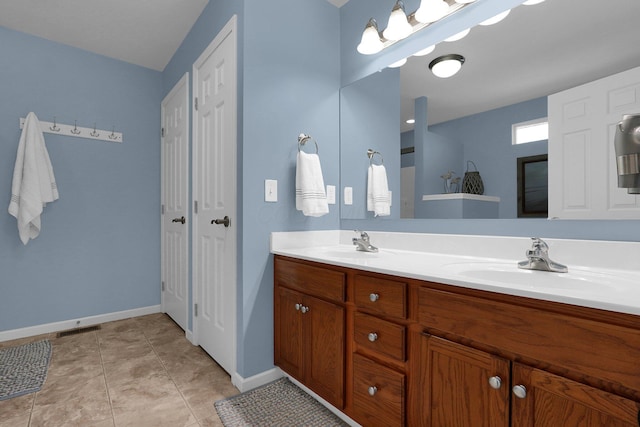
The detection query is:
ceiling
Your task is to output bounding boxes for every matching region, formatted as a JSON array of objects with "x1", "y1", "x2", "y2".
[
  {"x1": 0, "y1": 0, "x2": 209, "y2": 71},
  {"x1": 0, "y1": 0, "x2": 347, "y2": 71},
  {"x1": 400, "y1": 0, "x2": 640, "y2": 130}
]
